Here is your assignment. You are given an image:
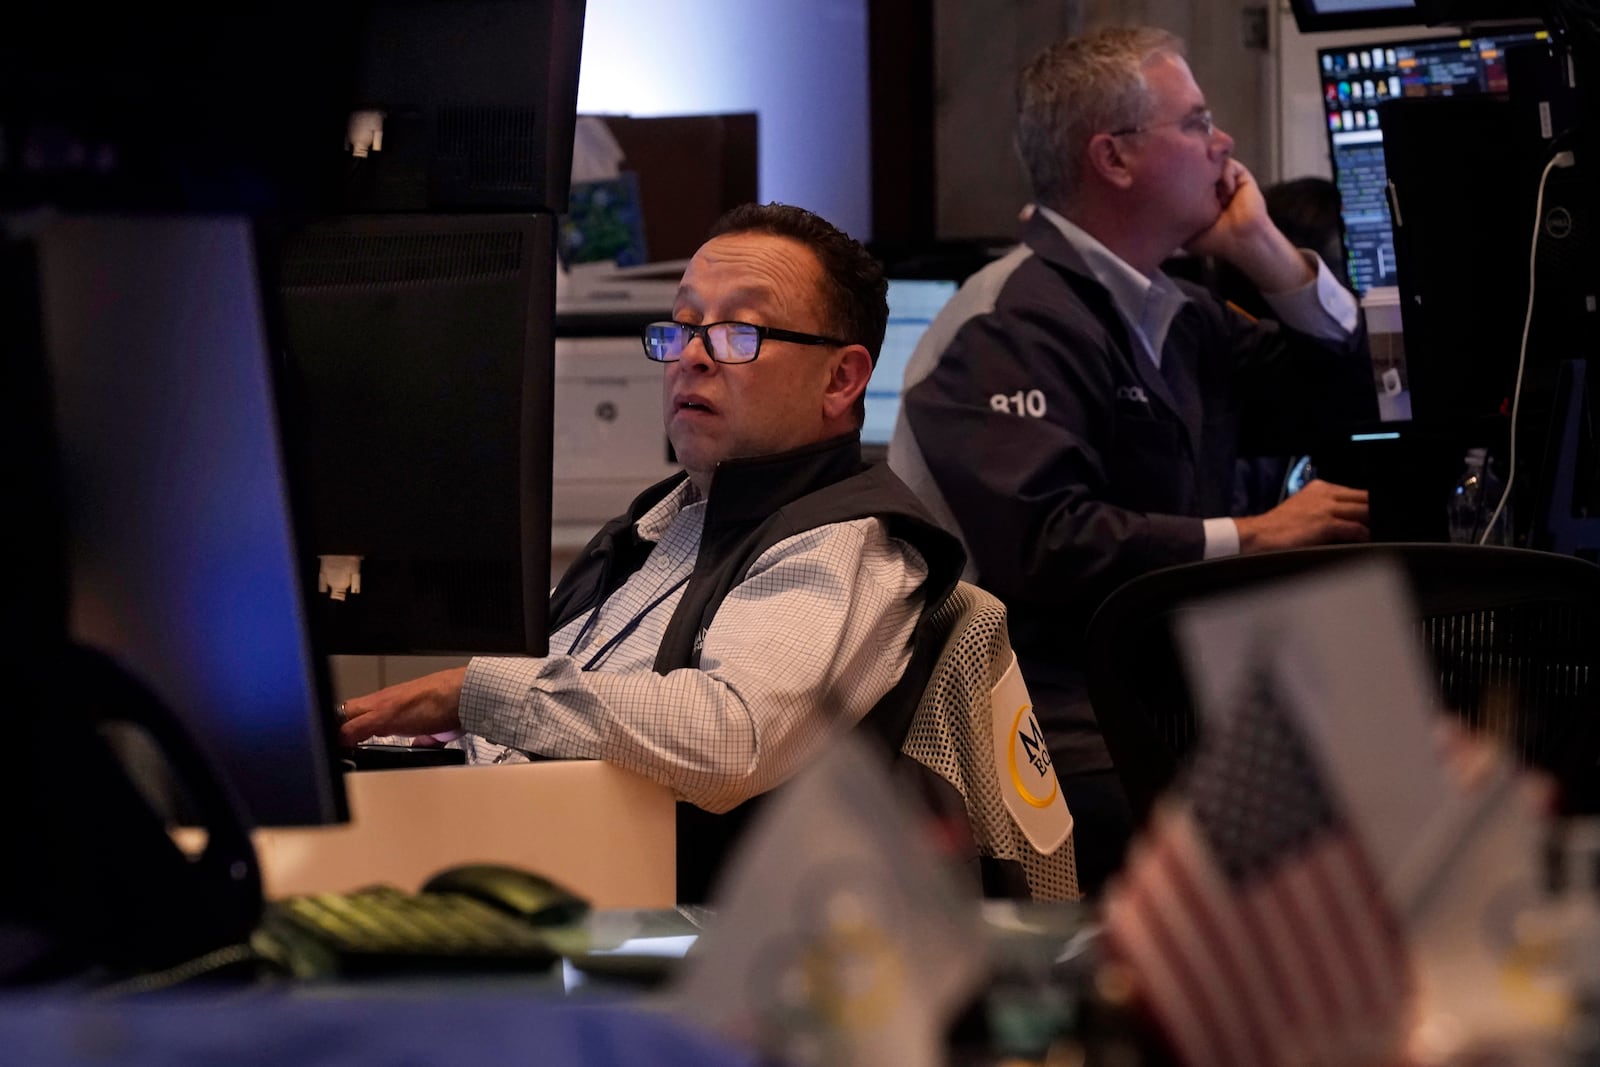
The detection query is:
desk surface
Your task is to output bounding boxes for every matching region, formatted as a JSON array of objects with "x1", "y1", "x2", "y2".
[
  {"x1": 236, "y1": 760, "x2": 675, "y2": 909},
  {"x1": 0, "y1": 991, "x2": 753, "y2": 1067}
]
